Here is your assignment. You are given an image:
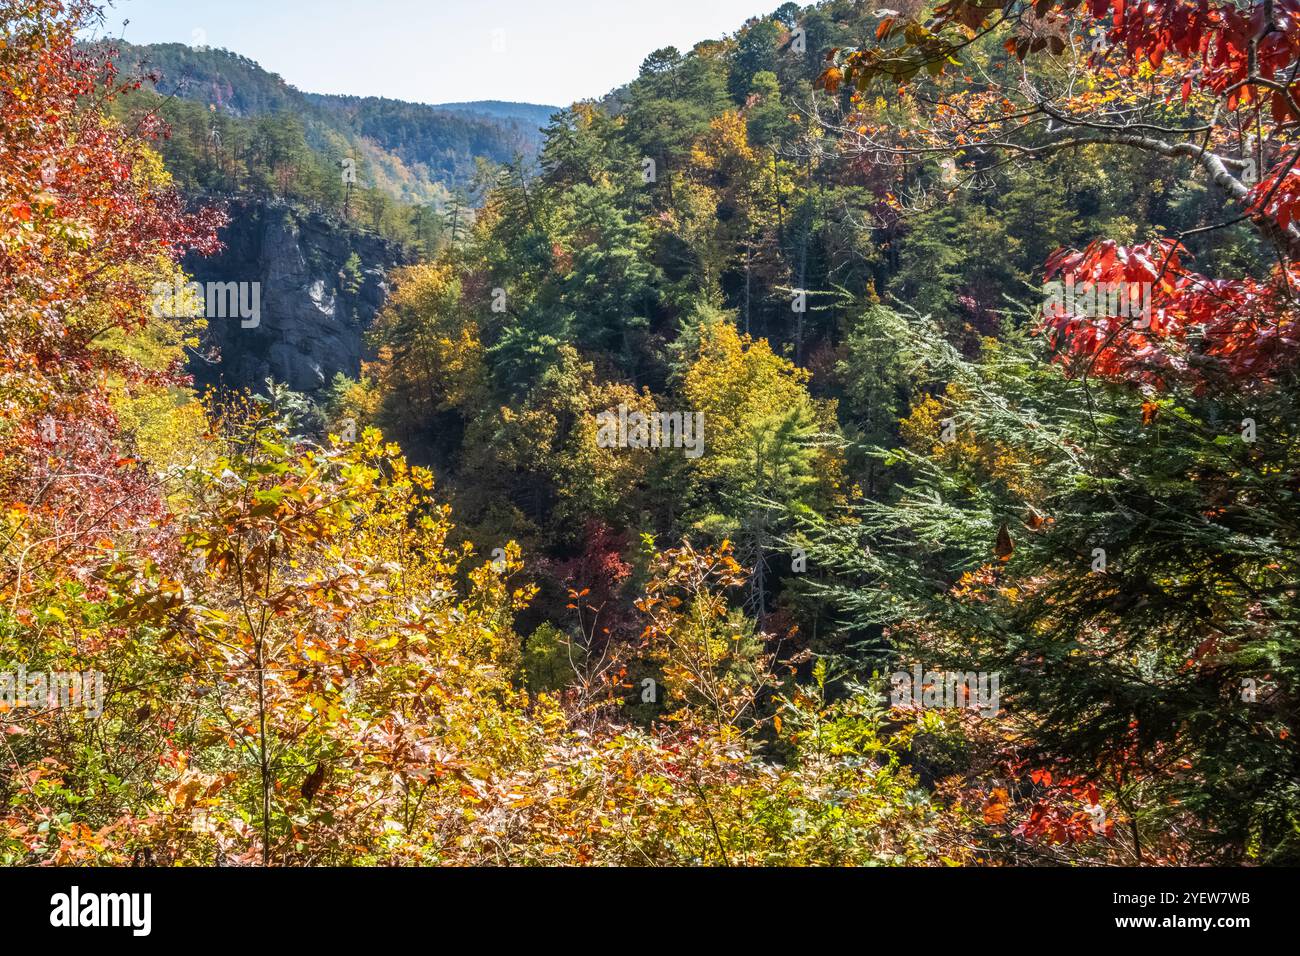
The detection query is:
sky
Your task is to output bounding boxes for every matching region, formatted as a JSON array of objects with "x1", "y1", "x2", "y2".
[{"x1": 93, "y1": 0, "x2": 767, "y2": 107}]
